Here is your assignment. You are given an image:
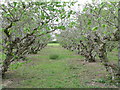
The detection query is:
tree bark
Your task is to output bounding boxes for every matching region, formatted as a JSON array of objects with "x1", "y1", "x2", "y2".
[
  {"x1": 2, "y1": 37, "x2": 13, "y2": 78},
  {"x1": 116, "y1": 1, "x2": 120, "y2": 87},
  {"x1": 2, "y1": 56, "x2": 13, "y2": 78}
]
